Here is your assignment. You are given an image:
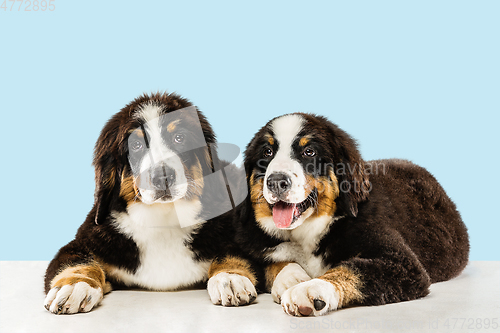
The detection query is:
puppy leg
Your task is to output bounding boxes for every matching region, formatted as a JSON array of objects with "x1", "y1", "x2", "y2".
[
  {"x1": 44, "y1": 262, "x2": 107, "y2": 314},
  {"x1": 266, "y1": 262, "x2": 311, "y2": 304},
  {"x1": 281, "y1": 266, "x2": 360, "y2": 316},
  {"x1": 282, "y1": 248, "x2": 431, "y2": 316},
  {"x1": 207, "y1": 256, "x2": 258, "y2": 306}
]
